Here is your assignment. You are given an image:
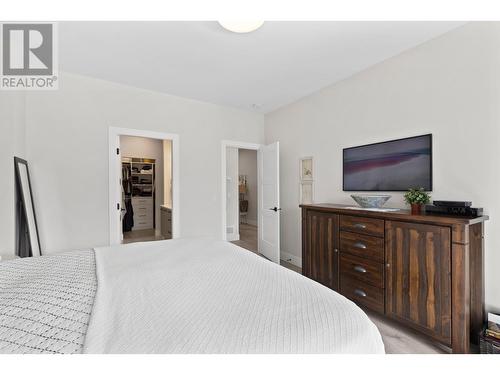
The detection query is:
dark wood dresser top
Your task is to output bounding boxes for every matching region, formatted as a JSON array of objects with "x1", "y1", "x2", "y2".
[{"x1": 300, "y1": 203, "x2": 488, "y2": 227}]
